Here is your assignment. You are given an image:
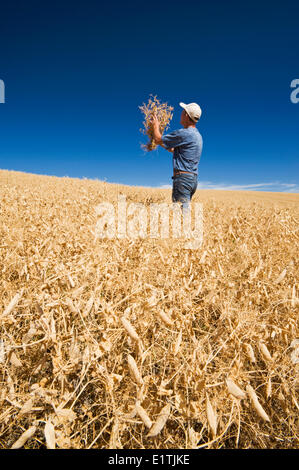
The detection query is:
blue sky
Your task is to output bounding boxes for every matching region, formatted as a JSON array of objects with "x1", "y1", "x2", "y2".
[{"x1": 0, "y1": 0, "x2": 298, "y2": 192}]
